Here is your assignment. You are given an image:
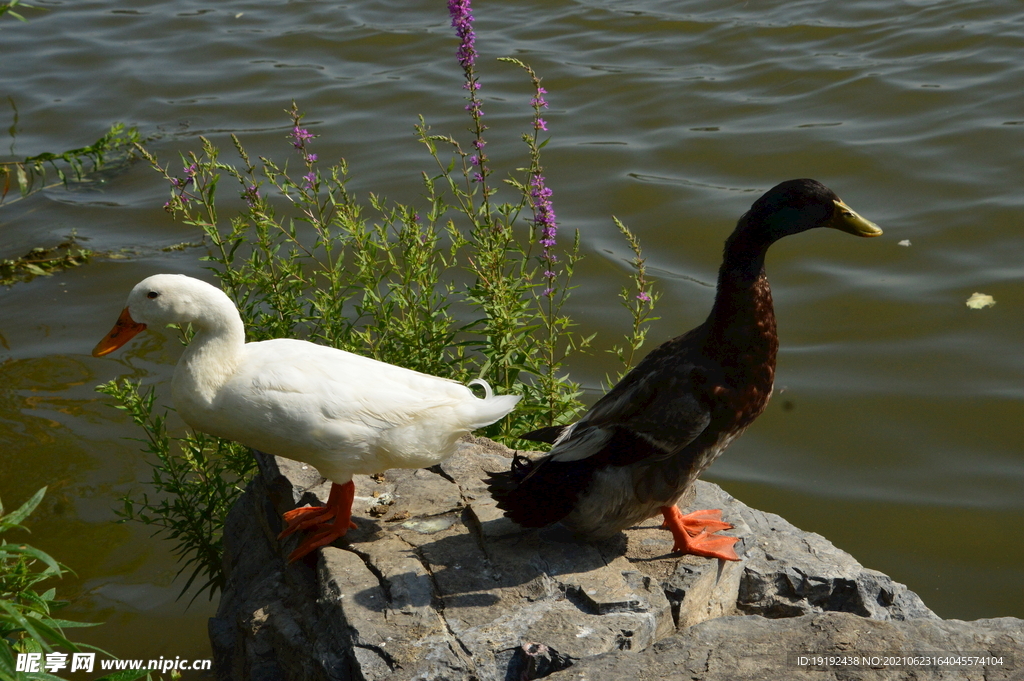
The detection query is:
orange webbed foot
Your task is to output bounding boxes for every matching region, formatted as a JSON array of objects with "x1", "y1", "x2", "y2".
[
  {"x1": 278, "y1": 505, "x2": 337, "y2": 539},
  {"x1": 279, "y1": 480, "x2": 358, "y2": 562},
  {"x1": 660, "y1": 505, "x2": 740, "y2": 561},
  {"x1": 286, "y1": 520, "x2": 357, "y2": 563}
]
